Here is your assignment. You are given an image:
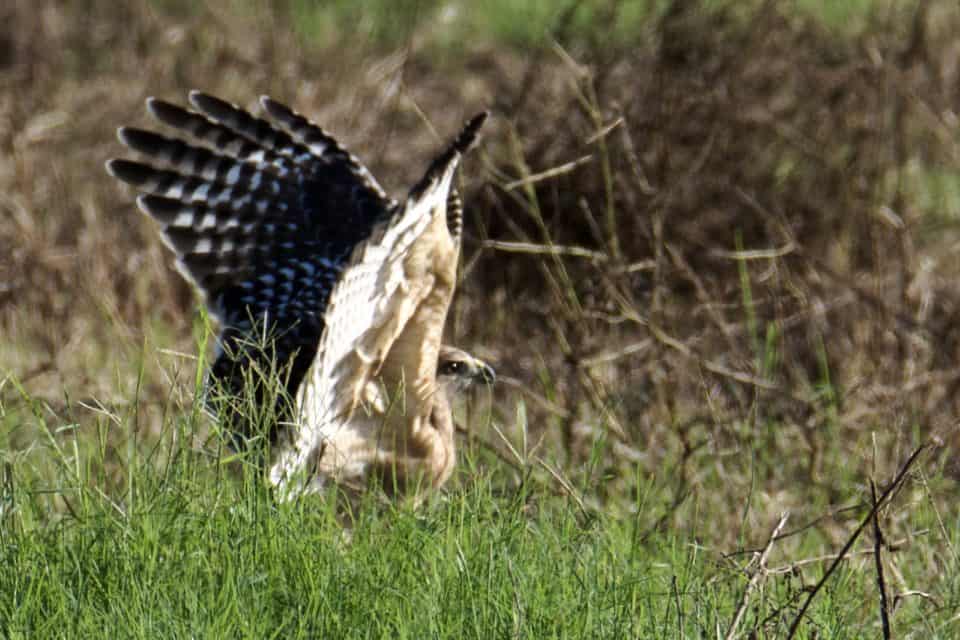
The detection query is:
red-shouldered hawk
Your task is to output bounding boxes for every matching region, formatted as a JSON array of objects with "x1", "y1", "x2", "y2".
[{"x1": 106, "y1": 92, "x2": 492, "y2": 497}]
